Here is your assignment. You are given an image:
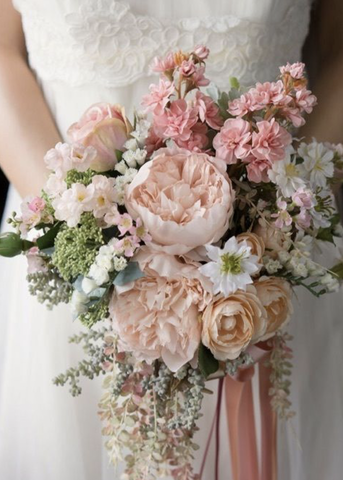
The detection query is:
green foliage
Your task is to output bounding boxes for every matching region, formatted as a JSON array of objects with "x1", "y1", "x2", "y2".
[
  {"x1": 65, "y1": 169, "x2": 96, "y2": 188},
  {"x1": 198, "y1": 343, "x2": 219, "y2": 378},
  {"x1": 330, "y1": 262, "x2": 343, "y2": 279},
  {"x1": 113, "y1": 261, "x2": 145, "y2": 286},
  {"x1": 36, "y1": 222, "x2": 62, "y2": 250},
  {"x1": 0, "y1": 232, "x2": 33, "y2": 257}
]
